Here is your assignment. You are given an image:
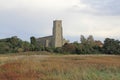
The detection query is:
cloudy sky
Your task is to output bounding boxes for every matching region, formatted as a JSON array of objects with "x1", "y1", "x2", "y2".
[{"x1": 0, "y1": 0, "x2": 120, "y2": 42}]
